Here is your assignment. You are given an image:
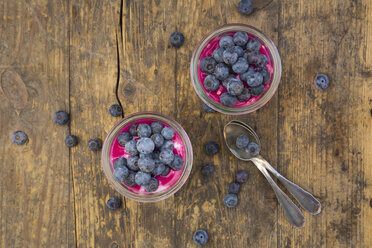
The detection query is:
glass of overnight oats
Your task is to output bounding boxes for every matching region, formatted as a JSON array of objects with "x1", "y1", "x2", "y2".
[
  {"x1": 190, "y1": 24, "x2": 282, "y2": 115},
  {"x1": 102, "y1": 112, "x2": 193, "y2": 202}
]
